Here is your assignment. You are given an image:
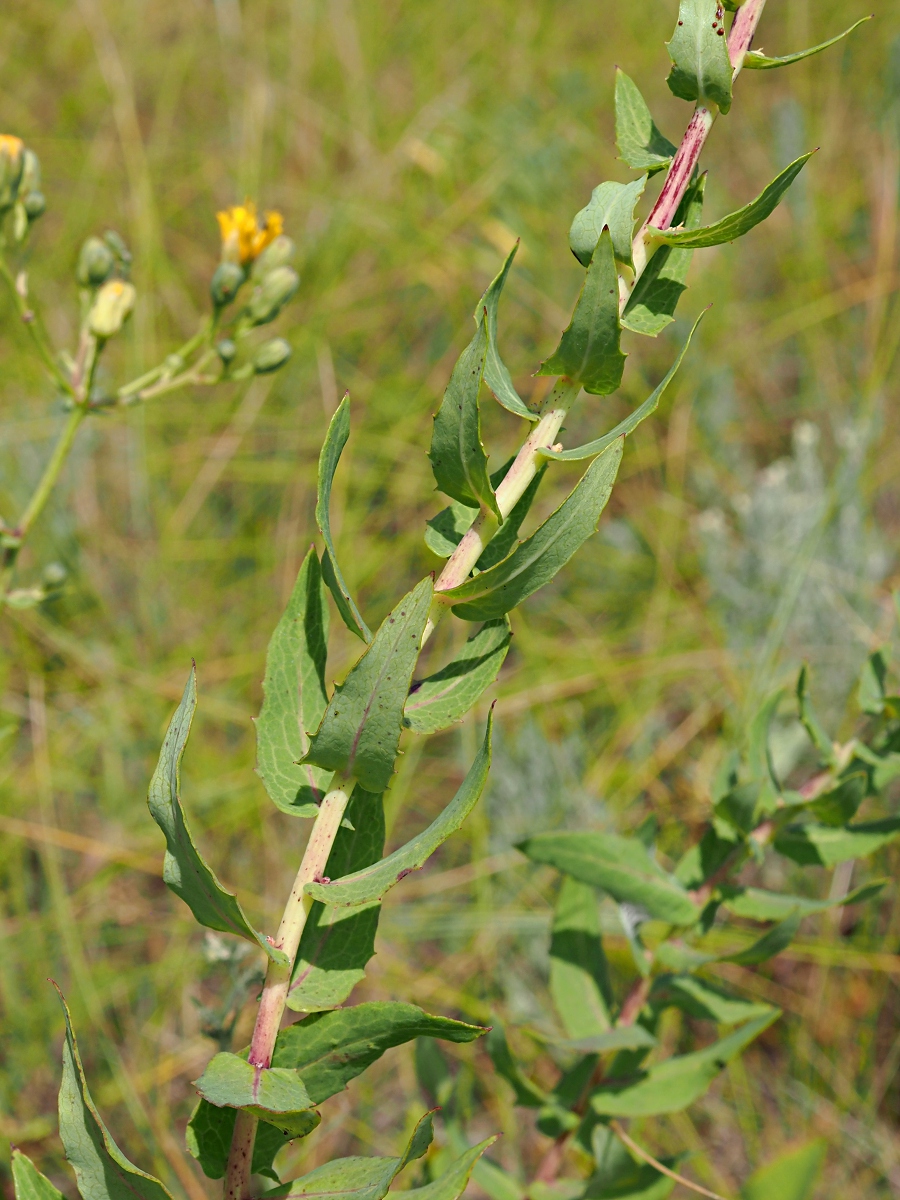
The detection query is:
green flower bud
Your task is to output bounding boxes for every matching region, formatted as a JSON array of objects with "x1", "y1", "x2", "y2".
[
  {"x1": 77, "y1": 237, "x2": 115, "y2": 288},
  {"x1": 23, "y1": 191, "x2": 45, "y2": 220},
  {"x1": 252, "y1": 235, "x2": 296, "y2": 279},
  {"x1": 253, "y1": 337, "x2": 292, "y2": 374},
  {"x1": 42, "y1": 561, "x2": 67, "y2": 588},
  {"x1": 216, "y1": 338, "x2": 237, "y2": 364},
  {"x1": 19, "y1": 149, "x2": 40, "y2": 196},
  {"x1": 103, "y1": 229, "x2": 132, "y2": 267},
  {"x1": 210, "y1": 261, "x2": 246, "y2": 308},
  {"x1": 248, "y1": 265, "x2": 299, "y2": 325},
  {"x1": 0, "y1": 135, "x2": 24, "y2": 211},
  {"x1": 88, "y1": 279, "x2": 137, "y2": 339}
]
